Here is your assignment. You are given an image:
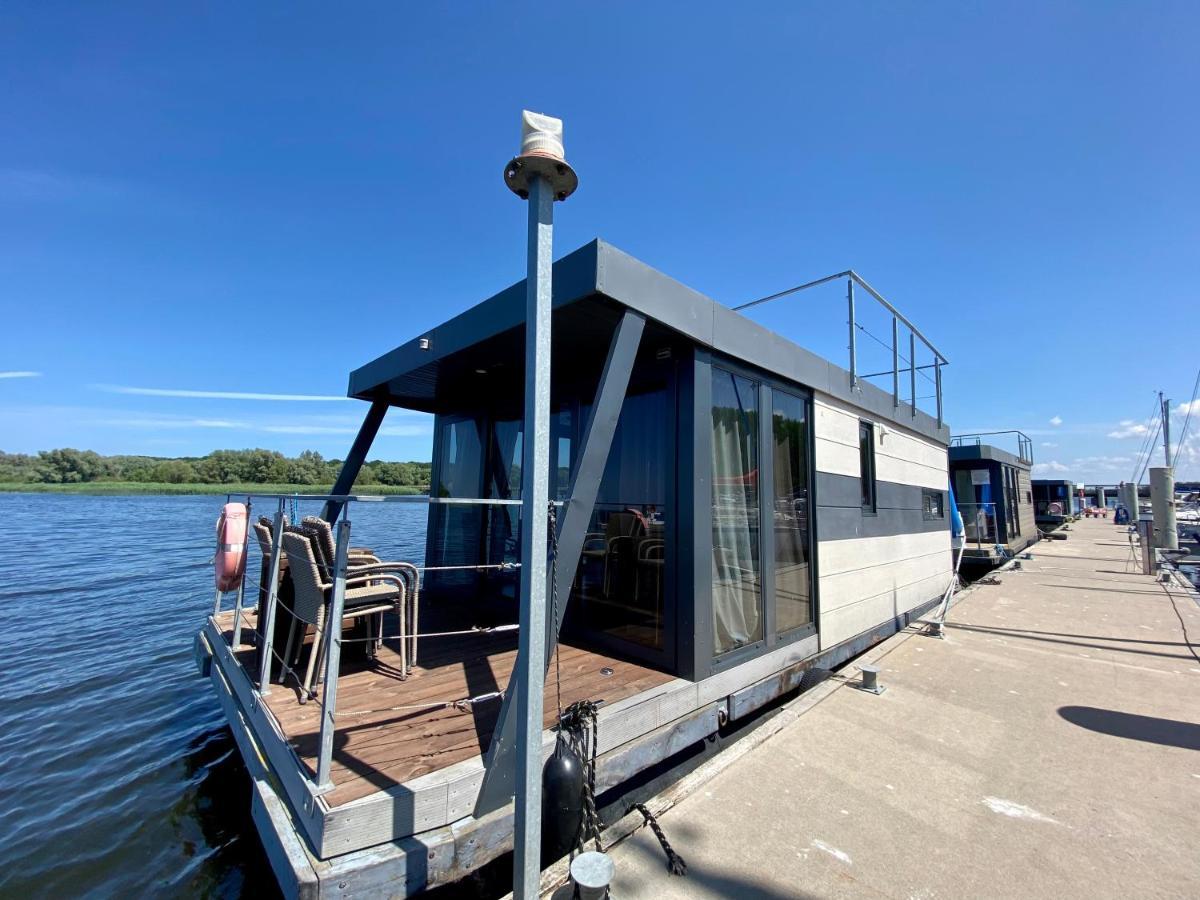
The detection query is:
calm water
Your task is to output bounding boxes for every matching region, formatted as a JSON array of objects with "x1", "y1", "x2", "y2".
[{"x1": 0, "y1": 493, "x2": 428, "y2": 898}]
